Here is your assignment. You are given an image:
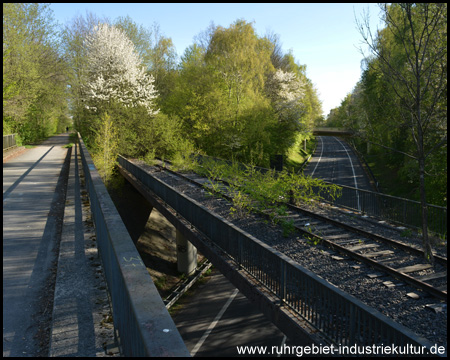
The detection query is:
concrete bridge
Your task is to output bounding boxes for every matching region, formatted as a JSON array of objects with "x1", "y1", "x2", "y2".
[{"x1": 312, "y1": 127, "x2": 354, "y2": 136}]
